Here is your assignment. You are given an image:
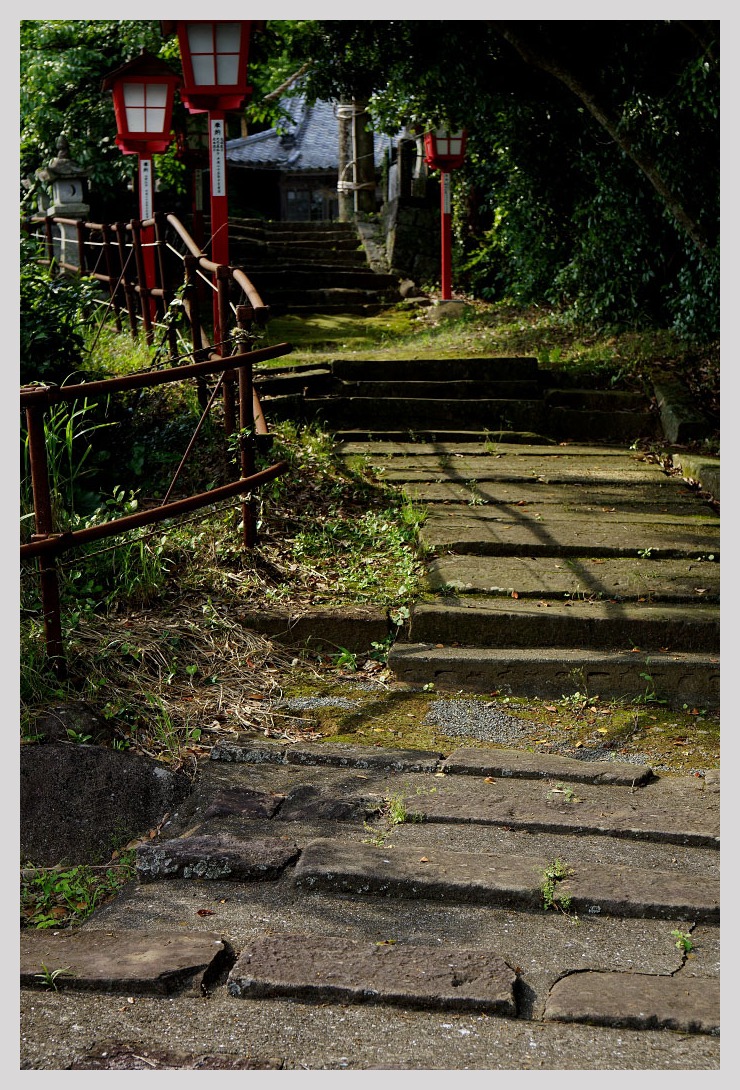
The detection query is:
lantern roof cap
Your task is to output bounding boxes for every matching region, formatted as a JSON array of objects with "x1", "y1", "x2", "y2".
[{"x1": 101, "y1": 49, "x2": 181, "y2": 91}]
